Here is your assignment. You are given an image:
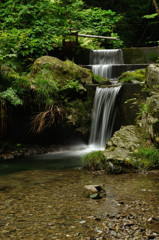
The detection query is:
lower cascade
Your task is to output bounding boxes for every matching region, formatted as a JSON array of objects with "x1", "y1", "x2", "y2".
[{"x1": 89, "y1": 86, "x2": 121, "y2": 150}]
